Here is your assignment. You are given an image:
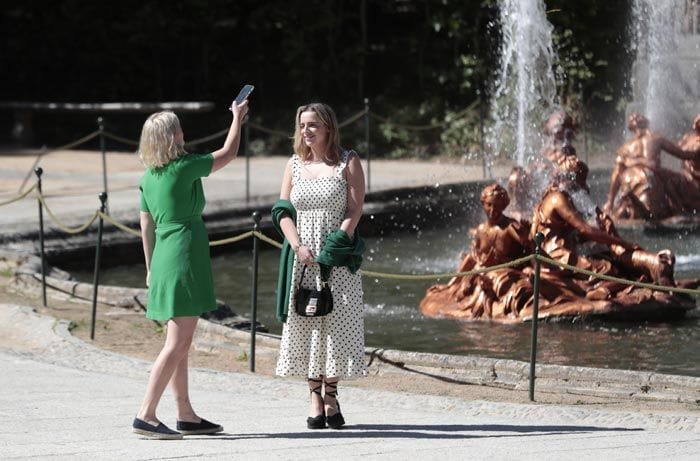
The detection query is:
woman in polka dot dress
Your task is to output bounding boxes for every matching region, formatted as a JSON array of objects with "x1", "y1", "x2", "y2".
[{"x1": 275, "y1": 102, "x2": 367, "y2": 429}]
